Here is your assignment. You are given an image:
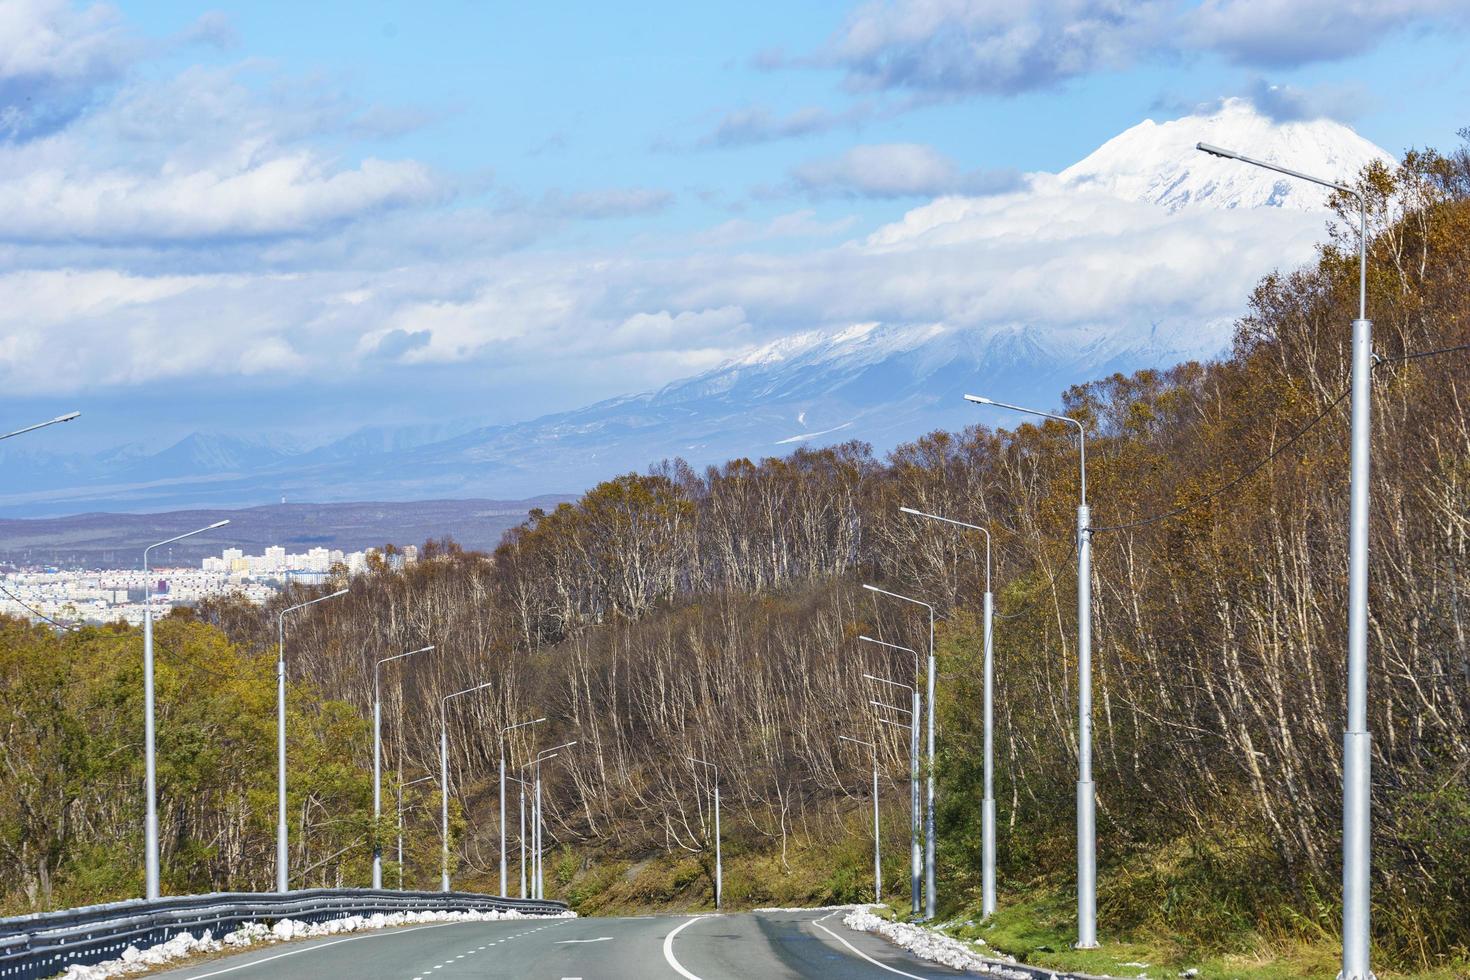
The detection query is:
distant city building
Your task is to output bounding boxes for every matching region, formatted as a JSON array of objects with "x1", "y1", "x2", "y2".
[{"x1": 0, "y1": 540, "x2": 417, "y2": 628}]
